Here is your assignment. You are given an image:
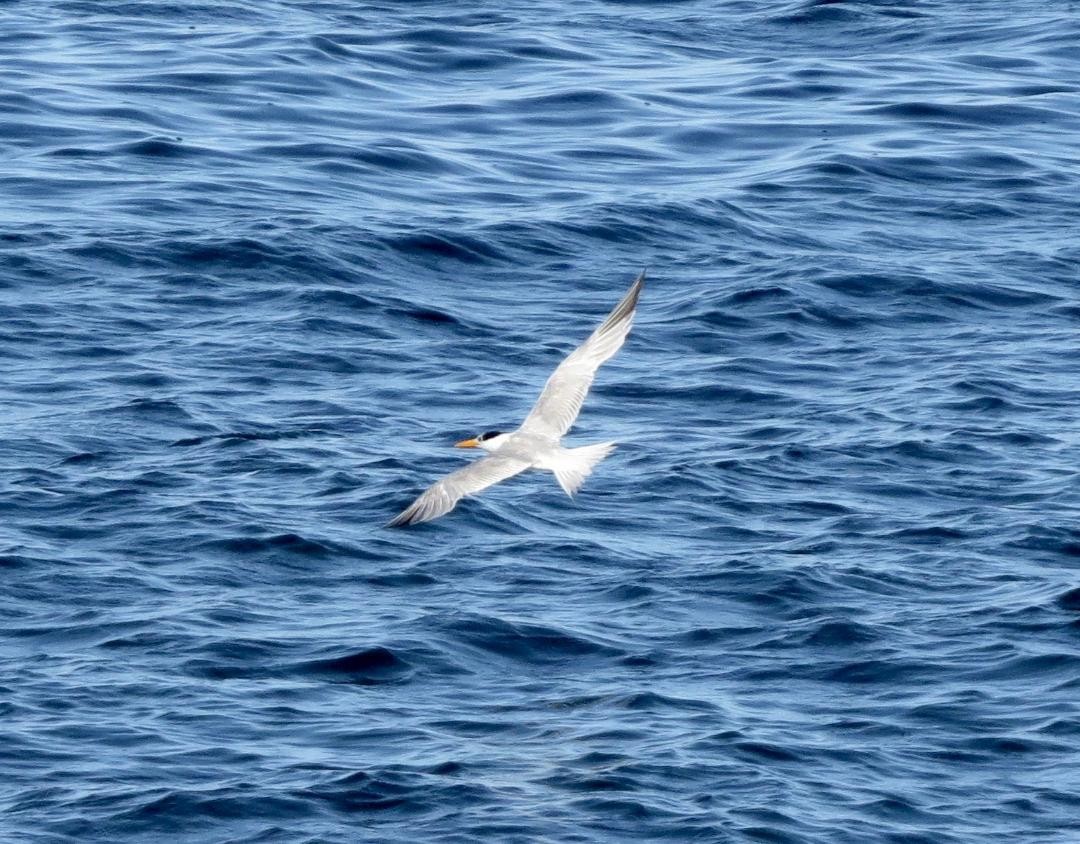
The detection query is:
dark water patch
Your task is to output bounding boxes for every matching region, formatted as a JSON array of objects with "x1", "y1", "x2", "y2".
[
  {"x1": 294, "y1": 768, "x2": 493, "y2": 816},
  {"x1": 172, "y1": 428, "x2": 326, "y2": 447},
  {"x1": 722, "y1": 285, "x2": 795, "y2": 306},
  {"x1": 863, "y1": 100, "x2": 1065, "y2": 128},
  {"x1": 308, "y1": 34, "x2": 360, "y2": 58},
  {"x1": 1007, "y1": 526, "x2": 1080, "y2": 557},
  {"x1": 201, "y1": 533, "x2": 333, "y2": 557},
  {"x1": 112, "y1": 789, "x2": 312, "y2": 829},
  {"x1": 355, "y1": 143, "x2": 466, "y2": 175},
  {"x1": 510, "y1": 89, "x2": 628, "y2": 114},
  {"x1": 184, "y1": 640, "x2": 427, "y2": 688},
  {"x1": 426, "y1": 717, "x2": 523, "y2": 738},
  {"x1": 822, "y1": 658, "x2": 940, "y2": 685},
  {"x1": 361, "y1": 571, "x2": 439, "y2": 588},
  {"x1": 384, "y1": 232, "x2": 508, "y2": 264},
  {"x1": 509, "y1": 41, "x2": 593, "y2": 63},
  {"x1": 973, "y1": 653, "x2": 1080, "y2": 682},
  {"x1": 437, "y1": 614, "x2": 623, "y2": 665},
  {"x1": 119, "y1": 137, "x2": 195, "y2": 158},
  {"x1": 302, "y1": 647, "x2": 413, "y2": 685},
  {"x1": 665, "y1": 126, "x2": 736, "y2": 154},
  {"x1": 813, "y1": 271, "x2": 923, "y2": 297},
  {"x1": 46, "y1": 143, "x2": 105, "y2": 156},
  {"x1": 58, "y1": 451, "x2": 107, "y2": 466},
  {"x1": 90, "y1": 398, "x2": 206, "y2": 431},
  {"x1": 960, "y1": 735, "x2": 1055, "y2": 756},
  {"x1": 937, "y1": 396, "x2": 1018, "y2": 413},
  {"x1": 955, "y1": 53, "x2": 1043, "y2": 71},
  {"x1": 601, "y1": 583, "x2": 655, "y2": 603},
  {"x1": 0, "y1": 555, "x2": 44, "y2": 570},
  {"x1": 1037, "y1": 717, "x2": 1080, "y2": 737},
  {"x1": 569, "y1": 795, "x2": 675, "y2": 822},
  {"x1": 297, "y1": 288, "x2": 379, "y2": 312},
  {"x1": 677, "y1": 625, "x2": 763, "y2": 647},
  {"x1": 541, "y1": 770, "x2": 637, "y2": 793},
  {"x1": 394, "y1": 307, "x2": 460, "y2": 325},
  {"x1": 558, "y1": 144, "x2": 667, "y2": 164},
  {"x1": 770, "y1": 1, "x2": 872, "y2": 26},
  {"x1": 804, "y1": 619, "x2": 877, "y2": 647},
  {"x1": 790, "y1": 499, "x2": 852, "y2": 516},
  {"x1": 615, "y1": 691, "x2": 718, "y2": 712},
  {"x1": 169, "y1": 237, "x2": 284, "y2": 268},
  {"x1": 99, "y1": 631, "x2": 176, "y2": 651},
  {"x1": 1056, "y1": 588, "x2": 1080, "y2": 612},
  {"x1": 733, "y1": 741, "x2": 801, "y2": 763},
  {"x1": 737, "y1": 81, "x2": 852, "y2": 101}
]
